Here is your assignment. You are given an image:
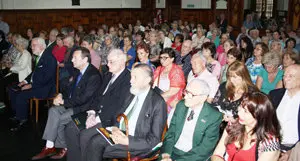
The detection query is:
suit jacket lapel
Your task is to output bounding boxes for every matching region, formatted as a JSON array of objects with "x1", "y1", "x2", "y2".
[
  {"x1": 105, "y1": 69, "x2": 128, "y2": 94},
  {"x1": 193, "y1": 103, "x2": 209, "y2": 146},
  {"x1": 134, "y1": 90, "x2": 153, "y2": 136},
  {"x1": 75, "y1": 64, "x2": 91, "y2": 87}
]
